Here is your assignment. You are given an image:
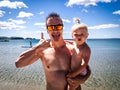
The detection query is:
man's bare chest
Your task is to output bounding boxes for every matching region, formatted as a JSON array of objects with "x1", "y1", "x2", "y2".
[{"x1": 41, "y1": 48, "x2": 71, "y2": 70}]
